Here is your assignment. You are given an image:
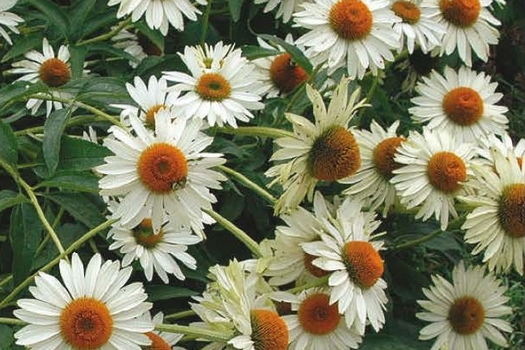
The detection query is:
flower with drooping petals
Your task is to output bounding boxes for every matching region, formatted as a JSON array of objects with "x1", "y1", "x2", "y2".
[{"x1": 0, "y1": 0, "x2": 23, "y2": 45}]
